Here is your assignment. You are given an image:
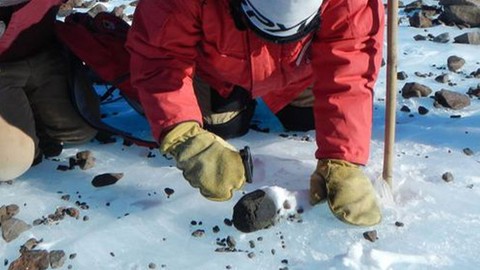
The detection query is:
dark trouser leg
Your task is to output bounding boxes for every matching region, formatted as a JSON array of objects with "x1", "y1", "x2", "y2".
[
  {"x1": 275, "y1": 87, "x2": 315, "y2": 131},
  {"x1": 0, "y1": 61, "x2": 37, "y2": 181},
  {"x1": 193, "y1": 77, "x2": 255, "y2": 139},
  {"x1": 25, "y1": 48, "x2": 98, "y2": 146}
]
